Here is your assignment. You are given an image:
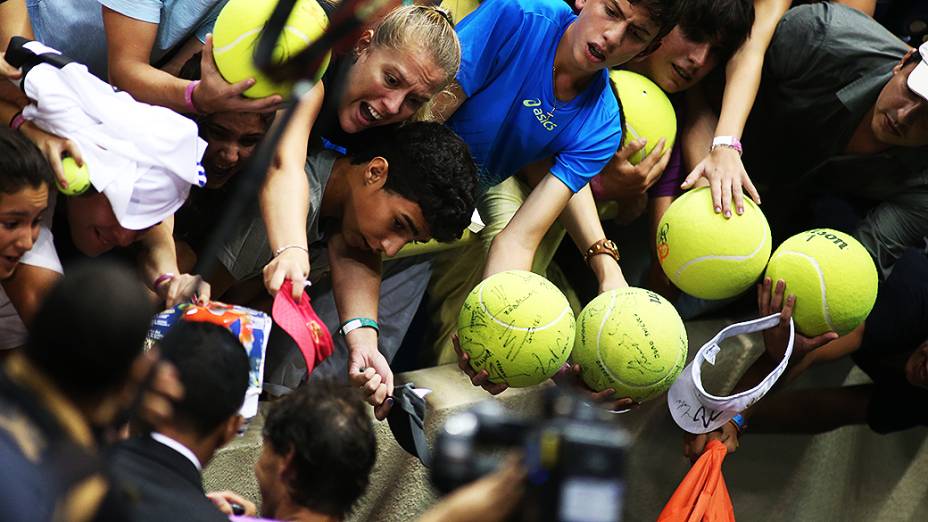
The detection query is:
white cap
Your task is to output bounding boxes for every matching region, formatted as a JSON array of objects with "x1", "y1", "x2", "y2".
[
  {"x1": 667, "y1": 314, "x2": 794, "y2": 434},
  {"x1": 906, "y1": 41, "x2": 928, "y2": 103},
  {"x1": 98, "y1": 162, "x2": 206, "y2": 231}
]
